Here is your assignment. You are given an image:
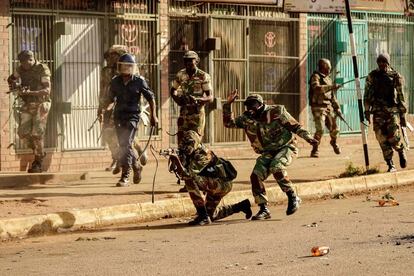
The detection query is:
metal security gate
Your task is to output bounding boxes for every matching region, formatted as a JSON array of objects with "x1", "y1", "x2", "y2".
[
  {"x1": 58, "y1": 16, "x2": 102, "y2": 150},
  {"x1": 168, "y1": 15, "x2": 209, "y2": 145},
  {"x1": 307, "y1": 15, "x2": 368, "y2": 134},
  {"x1": 9, "y1": 14, "x2": 57, "y2": 151},
  {"x1": 335, "y1": 20, "x2": 368, "y2": 134},
  {"x1": 212, "y1": 17, "x2": 247, "y2": 143}
]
